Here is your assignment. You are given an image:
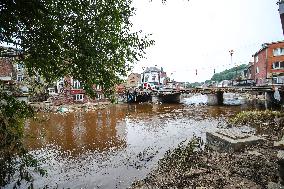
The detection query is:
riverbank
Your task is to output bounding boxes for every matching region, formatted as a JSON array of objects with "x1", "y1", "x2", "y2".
[
  {"x1": 29, "y1": 101, "x2": 111, "y2": 113},
  {"x1": 131, "y1": 110, "x2": 284, "y2": 189}
]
